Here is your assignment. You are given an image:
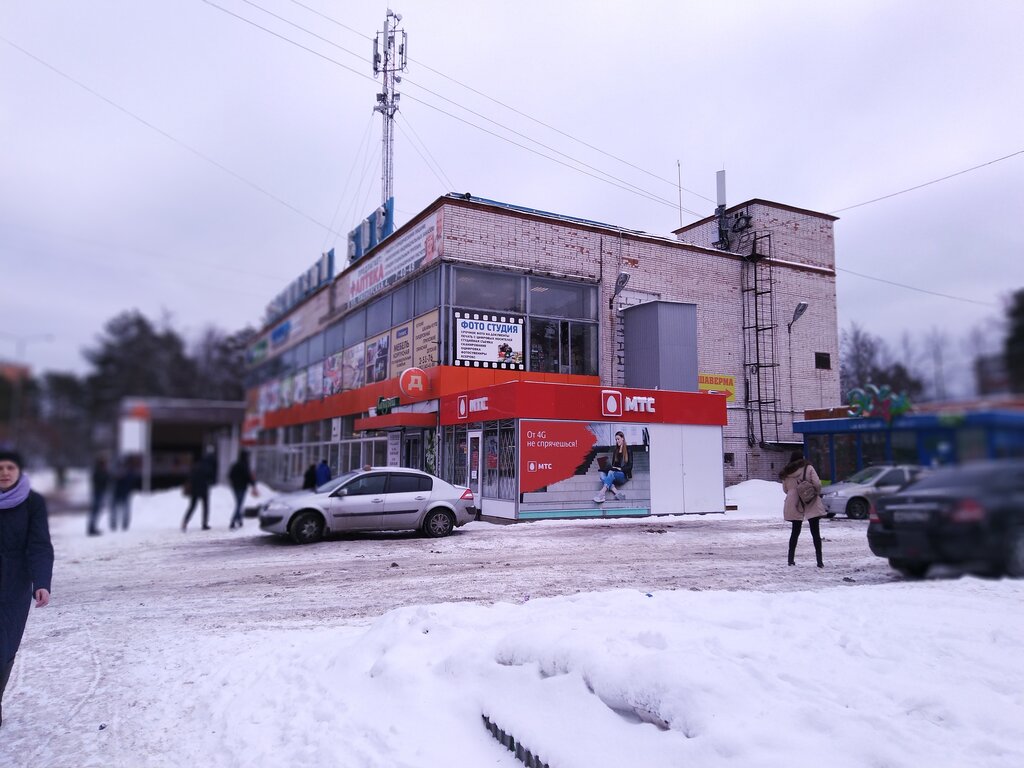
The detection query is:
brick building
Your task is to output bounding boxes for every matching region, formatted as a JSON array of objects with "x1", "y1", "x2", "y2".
[{"x1": 243, "y1": 193, "x2": 841, "y2": 508}]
